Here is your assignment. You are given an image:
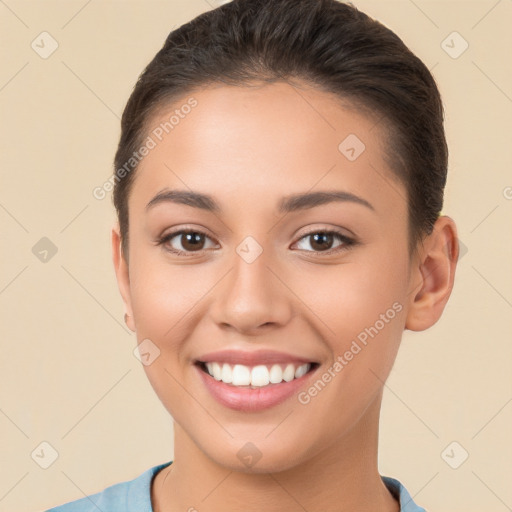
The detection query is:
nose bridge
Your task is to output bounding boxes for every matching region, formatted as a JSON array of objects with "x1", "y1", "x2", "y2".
[{"x1": 210, "y1": 235, "x2": 292, "y2": 332}]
